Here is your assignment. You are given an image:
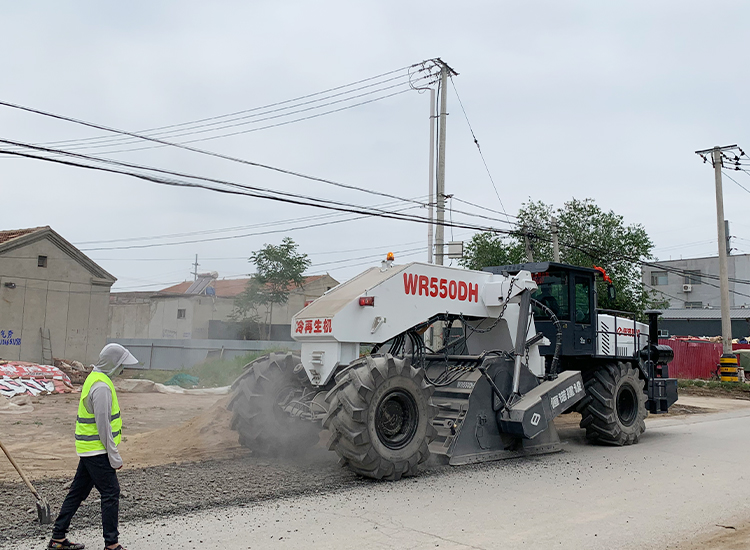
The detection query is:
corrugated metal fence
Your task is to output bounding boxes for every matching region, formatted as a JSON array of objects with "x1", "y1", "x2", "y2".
[
  {"x1": 107, "y1": 338, "x2": 300, "y2": 371},
  {"x1": 659, "y1": 338, "x2": 750, "y2": 379}
]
